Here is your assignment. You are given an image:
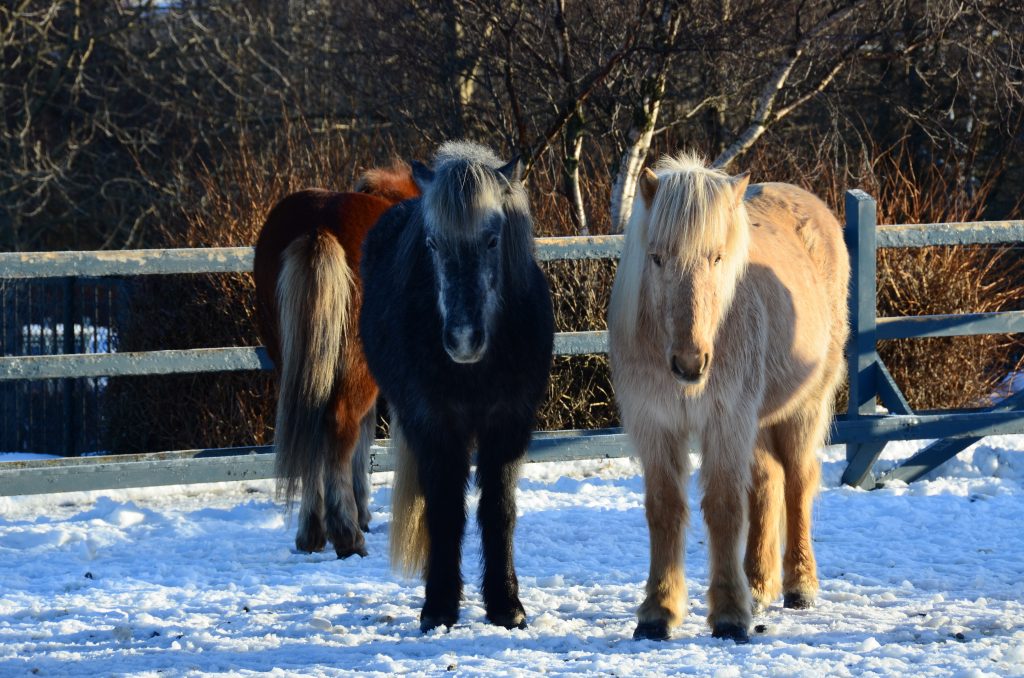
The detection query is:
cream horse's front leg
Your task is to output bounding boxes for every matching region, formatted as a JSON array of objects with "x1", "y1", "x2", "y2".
[
  {"x1": 701, "y1": 413, "x2": 755, "y2": 643},
  {"x1": 634, "y1": 425, "x2": 690, "y2": 641}
]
